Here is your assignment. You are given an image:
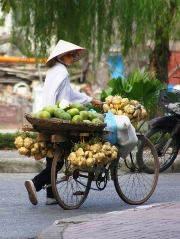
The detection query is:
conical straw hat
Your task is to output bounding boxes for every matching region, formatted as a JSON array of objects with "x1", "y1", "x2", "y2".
[{"x1": 46, "y1": 40, "x2": 88, "y2": 64}]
